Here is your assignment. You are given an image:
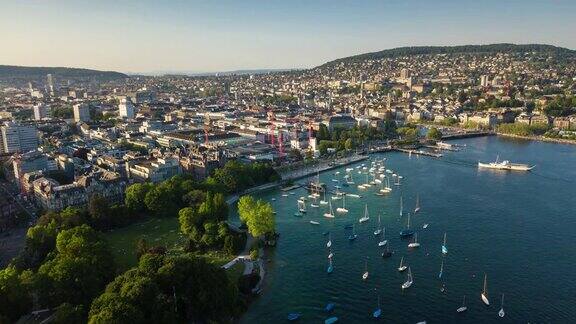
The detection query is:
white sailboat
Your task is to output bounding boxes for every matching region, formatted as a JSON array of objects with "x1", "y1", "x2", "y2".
[
  {"x1": 359, "y1": 204, "x2": 370, "y2": 223},
  {"x1": 378, "y1": 227, "x2": 388, "y2": 247},
  {"x1": 324, "y1": 200, "x2": 335, "y2": 218},
  {"x1": 408, "y1": 233, "x2": 420, "y2": 248},
  {"x1": 457, "y1": 295, "x2": 468, "y2": 313},
  {"x1": 398, "y1": 256, "x2": 407, "y2": 272},
  {"x1": 336, "y1": 195, "x2": 348, "y2": 213},
  {"x1": 310, "y1": 220, "x2": 320, "y2": 225},
  {"x1": 438, "y1": 259, "x2": 444, "y2": 279},
  {"x1": 362, "y1": 259, "x2": 369, "y2": 280},
  {"x1": 414, "y1": 194, "x2": 420, "y2": 213},
  {"x1": 481, "y1": 274, "x2": 490, "y2": 306},
  {"x1": 498, "y1": 294, "x2": 505, "y2": 317},
  {"x1": 320, "y1": 189, "x2": 328, "y2": 205},
  {"x1": 298, "y1": 200, "x2": 307, "y2": 213},
  {"x1": 373, "y1": 215, "x2": 382, "y2": 235},
  {"x1": 326, "y1": 233, "x2": 332, "y2": 248},
  {"x1": 401, "y1": 266, "x2": 413, "y2": 289}
]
